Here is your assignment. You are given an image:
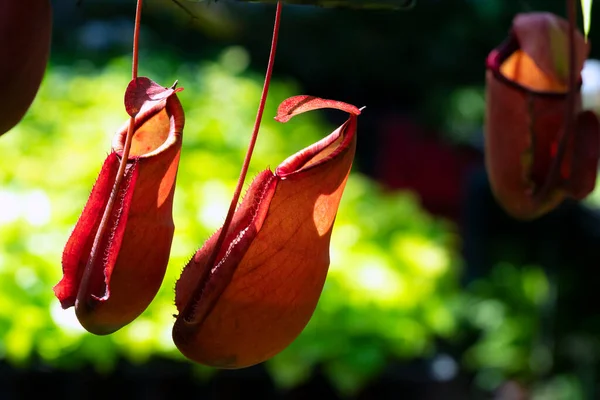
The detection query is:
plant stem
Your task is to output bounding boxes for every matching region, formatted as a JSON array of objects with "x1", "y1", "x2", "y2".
[
  {"x1": 535, "y1": 0, "x2": 577, "y2": 202},
  {"x1": 202, "y1": 1, "x2": 282, "y2": 285},
  {"x1": 131, "y1": 0, "x2": 141, "y2": 81},
  {"x1": 171, "y1": 0, "x2": 197, "y2": 20},
  {"x1": 564, "y1": 0, "x2": 577, "y2": 145},
  {"x1": 77, "y1": 0, "x2": 143, "y2": 304}
]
